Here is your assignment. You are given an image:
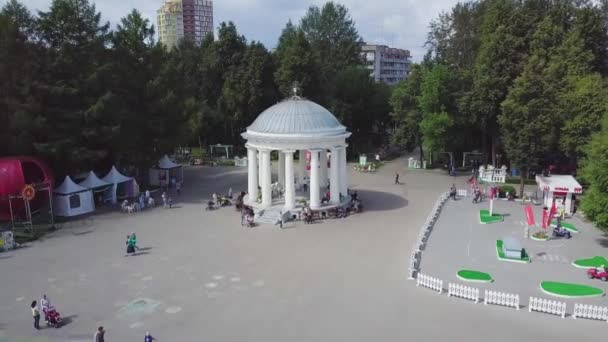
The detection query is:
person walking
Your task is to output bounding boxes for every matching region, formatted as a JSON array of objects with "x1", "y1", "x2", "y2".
[
  {"x1": 31, "y1": 301, "x2": 40, "y2": 330},
  {"x1": 144, "y1": 331, "x2": 157, "y2": 342},
  {"x1": 395, "y1": 172, "x2": 400, "y2": 185},
  {"x1": 161, "y1": 192, "x2": 167, "y2": 208},
  {"x1": 94, "y1": 326, "x2": 105, "y2": 342},
  {"x1": 175, "y1": 182, "x2": 181, "y2": 196}
]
